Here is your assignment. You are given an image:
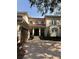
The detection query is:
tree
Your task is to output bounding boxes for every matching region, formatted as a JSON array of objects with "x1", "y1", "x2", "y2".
[{"x1": 29, "y1": 0, "x2": 61, "y2": 16}]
